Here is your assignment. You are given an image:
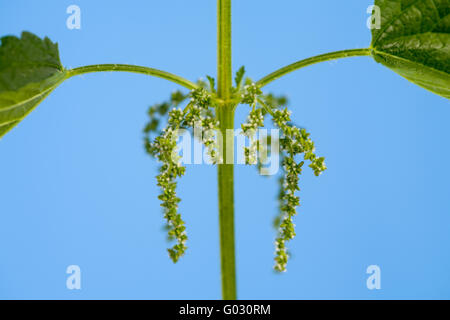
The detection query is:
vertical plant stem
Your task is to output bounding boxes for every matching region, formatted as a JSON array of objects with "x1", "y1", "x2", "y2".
[
  {"x1": 217, "y1": 0, "x2": 237, "y2": 300},
  {"x1": 217, "y1": 0, "x2": 232, "y2": 100},
  {"x1": 217, "y1": 106, "x2": 236, "y2": 300}
]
